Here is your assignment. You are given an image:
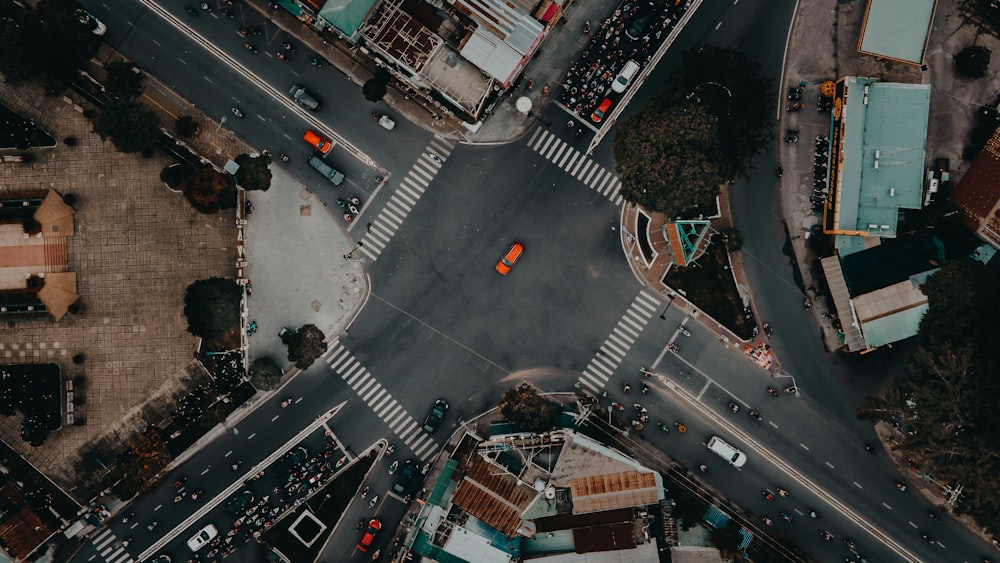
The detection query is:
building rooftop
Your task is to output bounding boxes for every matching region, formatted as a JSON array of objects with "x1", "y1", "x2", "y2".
[
  {"x1": 950, "y1": 126, "x2": 1000, "y2": 248},
  {"x1": 857, "y1": 0, "x2": 936, "y2": 65},
  {"x1": 834, "y1": 77, "x2": 930, "y2": 237},
  {"x1": 853, "y1": 273, "x2": 932, "y2": 349},
  {"x1": 317, "y1": 0, "x2": 379, "y2": 37},
  {"x1": 450, "y1": 455, "x2": 539, "y2": 538}
]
